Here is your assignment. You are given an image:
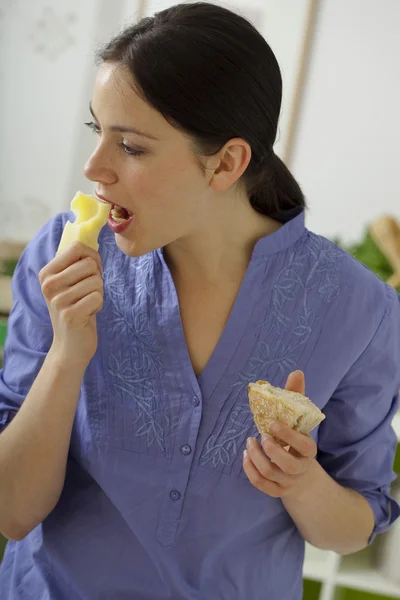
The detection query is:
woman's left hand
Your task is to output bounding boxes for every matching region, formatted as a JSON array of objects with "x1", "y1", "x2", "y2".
[{"x1": 243, "y1": 370, "x2": 318, "y2": 499}]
